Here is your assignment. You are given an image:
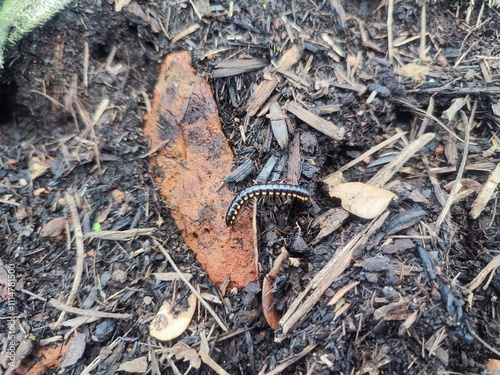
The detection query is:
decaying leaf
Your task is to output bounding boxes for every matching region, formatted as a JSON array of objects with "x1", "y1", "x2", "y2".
[
  {"x1": 29, "y1": 156, "x2": 50, "y2": 180},
  {"x1": 398, "y1": 63, "x2": 430, "y2": 83},
  {"x1": 172, "y1": 342, "x2": 201, "y2": 369},
  {"x1": 328, "y1": 182, "x2": 396, "y2": 219},
  {"x1": 385, "y1": 207, "x2": 427, "y2": 235},
  {"x1": 262, "y1": 248, "x2": 289, "y2": 330},
  {"x1": 150, "y1": 293, "x2": 196, "y2": 341},
  {"x1": 117, "y1": 356, "x2": 149, "y2": 373},
  {"x1": 144, "y1": 51, "x2": 257, "y2": 288}
]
